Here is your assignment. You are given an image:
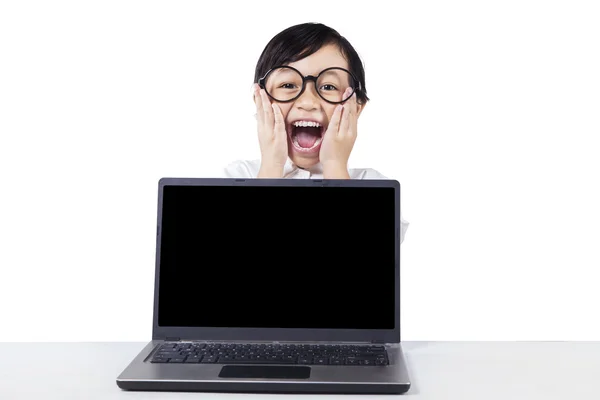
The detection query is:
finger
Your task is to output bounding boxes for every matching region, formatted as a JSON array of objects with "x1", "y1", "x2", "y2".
[
  {"x1": 260, "y1": 88, "x2": 274, "y2": 133},
  {"x1": 327, "y1": 105, "x2": 343, "y2": 137},
  {"x1": 352, "y1": 89, "x2": 358, "y2": 115},
  {"x1": 272, "y1": 103, "x2": 286, "y2": 138},
  {"x1": 254, "y1": 84, "x2": 264, "y2": 126},
  {"x1": 341, "y1": 88, "x2": 357, "y2": 136},
  {"x1": 343, "y1": 87, "x2": 352, "y2": 103},
  {"x1": 350, "y1": 91, "x2": 358, "y2": 135},
  {"x1": 339, "y1": 103, "x2": 351, "y2": 138}
]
